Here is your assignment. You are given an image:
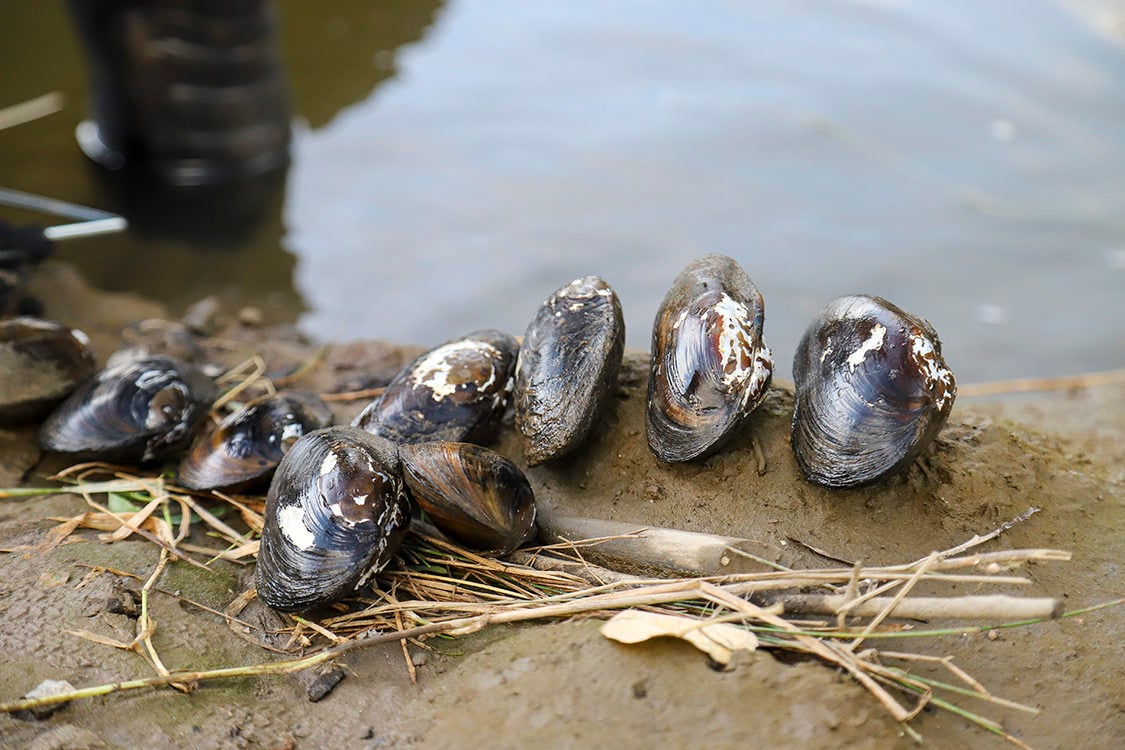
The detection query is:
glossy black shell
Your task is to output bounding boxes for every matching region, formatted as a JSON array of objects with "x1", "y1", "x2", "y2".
[
  {"x1": 646, "y1": 254, "x2": 774, "y2": 462},
  {"x1": 791, "y1": 294, "x2": 957, "y2": 488},
  {"x1": 255, "y1": 426, "x2": 411, "y2": 612},
  {"x1": 0, "y1": 317, "x2": 96, "y2": 424},
  {"x1": 39, "y1": 354, "x2": 215, "y2": 463},
  {"x1": 401, "y1": 441, "x2": 537, "y2": 555},
  {"x1": 352, "y1": 329, "x2": 518, "y2": 445},
  {"x1": 177, "y1": 391, "x2": 334, "y2": 491},
  {"x1": 514, "y1": 276, "x2": 625, "y2": 465}
]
